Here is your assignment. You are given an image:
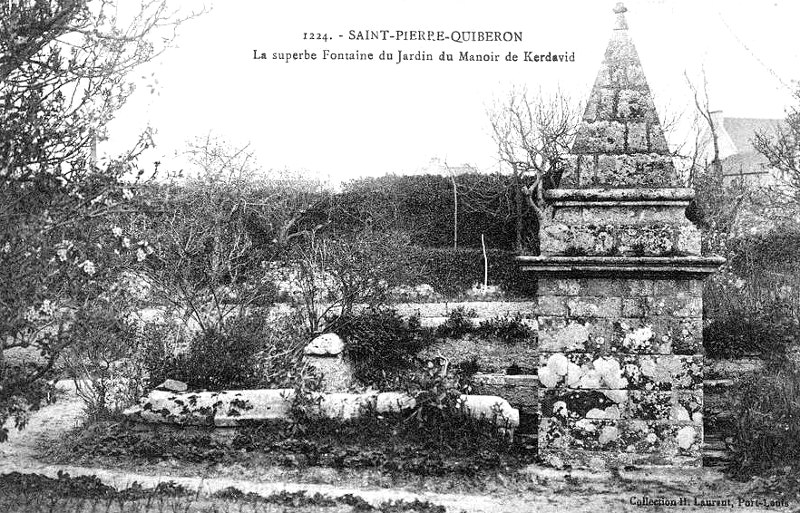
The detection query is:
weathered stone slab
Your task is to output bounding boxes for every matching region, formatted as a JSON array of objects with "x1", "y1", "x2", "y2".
[
  {"x1": 566, "y1": 297, "x2": 622, "y2": 318},
  {"x1": 125, "y1": 389, "x2": 296, "y2": 426},
  {"x1": 305, "y1": 355, "x2": 355, "y2": 393},
  {"x1": 156, "y1": 379, "x2": 188, "y2": 393},
  {"x1": 535, "y1": 295, "x2": 569, "y2": 316},
  {"x1": 125, "y1": 389, "x2": 519, "y2": 428},
  {"x1": 538, "y1": 278, "x2": 657, "y2": 297},
  {"x1": 575, "y1": 154, "x2": 681, "y2": 188},
  {"x1": 539, "y1": 417, "x2": 702, "y2": 459},
  {"x1": 537, "y1": 353, "x2": 703, "y2": 390},
  {"x1": 391, "y1": 301, "x2": 538, "y2": 319},
  {"x1": 539, "y1": 389, "x2": 703, "y2": 423},
  {"x1": 470, "y1": 374, "x2": 538, "y2": 407},
  {"x1": 305, "y1": 333, "x2": 344, "y2": 356},
  {"x1": 457, "y1": 395, "x2": 520, "y2": 427},
  {"x1": 540, "y1": 222, "x2": 700, "y2": 257},
  {"x1": 537, "y1": 316, "x2": 605, "y2": 353},
  {"x1": 419, "y1": 338, "x2": 538, "y2": 373},
  {"x1": 554, "y1": 205, "x2": 690, "y2": 225},
  {"x1": 645, "y1": 295, "x2": 702, "y2": 317}
]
